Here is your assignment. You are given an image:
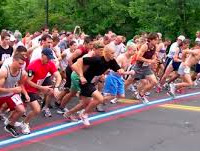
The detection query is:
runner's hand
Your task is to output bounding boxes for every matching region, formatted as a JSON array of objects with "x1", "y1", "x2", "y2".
[
  {"x1": 25, "y1": 94, "x2": 30, "y2": 102},
  {"x1": 41, "y1": 86, "x2": 53, "y2": 94},
  {"x1": 80, "y1": 76, "x2": 87, "y2": 85},
  {"x1": 11, "y1": 86, "x2": 22, "y2": 94},
  {"x1": 117, "y1": 69, "x2": 125, "y2": 75}
]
